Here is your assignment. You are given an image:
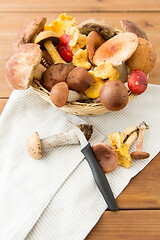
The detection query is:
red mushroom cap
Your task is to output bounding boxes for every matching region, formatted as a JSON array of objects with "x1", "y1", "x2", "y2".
[
  {"x1": 5, "y1": 43, "x2": 42, "y2": 90},
  {"x1": 131, "y1": 151, "x2": 150, "y2": 160}
]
